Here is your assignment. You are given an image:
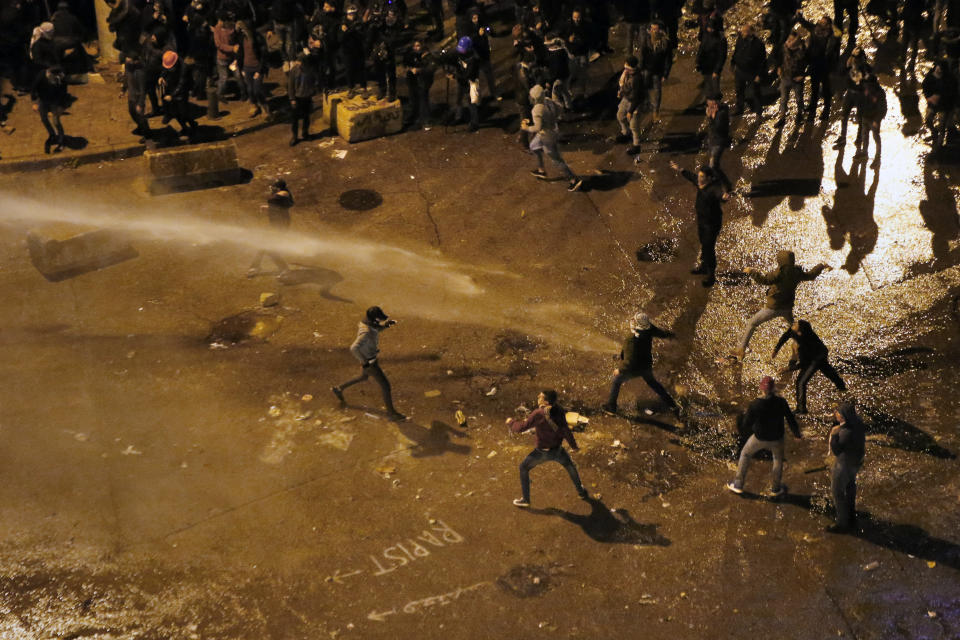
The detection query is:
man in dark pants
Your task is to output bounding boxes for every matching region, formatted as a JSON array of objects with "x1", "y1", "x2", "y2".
[
  {"x1": 601, "y1": 312, "x2": 679, "y2": 415},
  {"x1": 123, "y1": 53, "x2": 151, "y2": 142},
  {"x1": 696, "y1": 16, "x2": 727, "y2": 100},
  {"x1": 332, "y1": 306, "x2": 406, "y2": 422},
  {"x1": 159, "y1": 51, "x2": 198, "y2": 139},
  {"x1": 727, "y1": 376, "x2": 802, "y2": 498},
  {"x1": 772, "y1": 319, "x2": 847, "y2": 414},
  {"x1": 247, "y1": 179, "x2": 293, "y2": 278},
  {"x1": 403, "y1": 38, "x2": 434, "y2": 130},
  {"x1": 797, "y1": 13, "x2": 840, "y2": 121},
  {"x1": 834, "y1": 47, "x2": 871, "y2": 149},
  {"x1": 30, "y1": 66, "x2": 68, "y2": 154},
  {"x1": 827, "y1": 401, "x2": 865, "y2": 533},
  {"x1": 670, "y1": 160, "x2": 730, "y2": 287},
  {"x1": 833, "y1": 0, "x2": 858, "y2": 51},
  {"x1": 287, "y1": 52, "x2": 317, "y2": 146},
  {"x1": 731, "y1": 22, "x2": 766, "y2": 116},
  {"x1": 703, "y1": 93, "x2": 731, "y2": 174},
  {"x1": 508, "y1": 389, "x2": 588, "y2": 508}
]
